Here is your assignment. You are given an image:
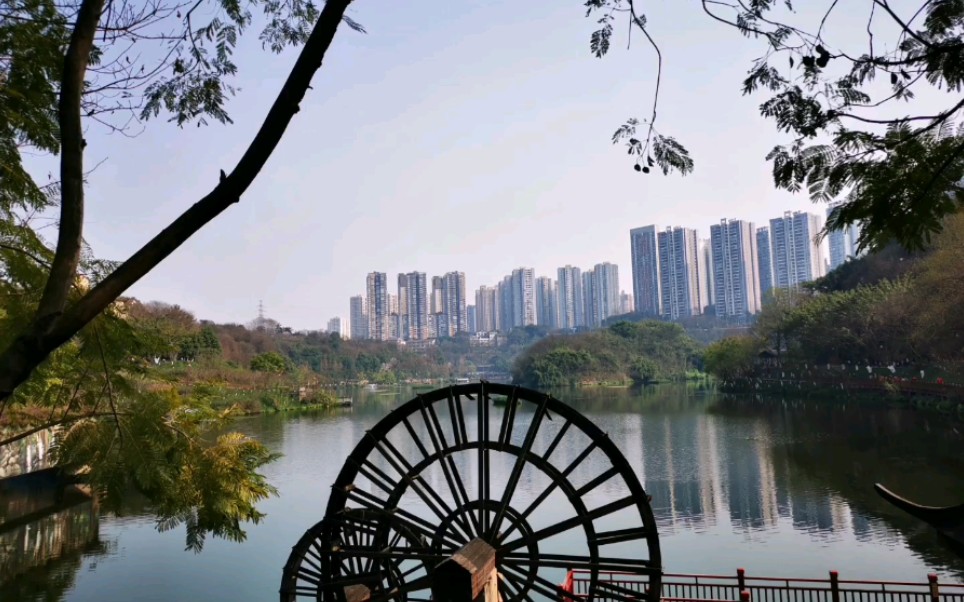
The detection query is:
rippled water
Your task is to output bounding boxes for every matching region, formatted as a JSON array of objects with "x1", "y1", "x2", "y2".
[{"x1": 2, "y1": 385, "x2": 963, "y2": 601}]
